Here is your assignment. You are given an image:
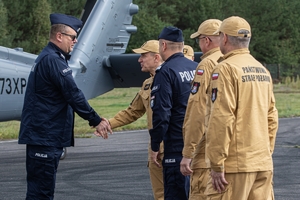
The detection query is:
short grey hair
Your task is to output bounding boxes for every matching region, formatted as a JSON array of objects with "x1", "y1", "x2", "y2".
[
  {"x1": 227, "y1": 35, "x2": 250, "y2": 48},
  {"x1": 50, "y1": 24, "x2": 69, "y2": 39}
]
